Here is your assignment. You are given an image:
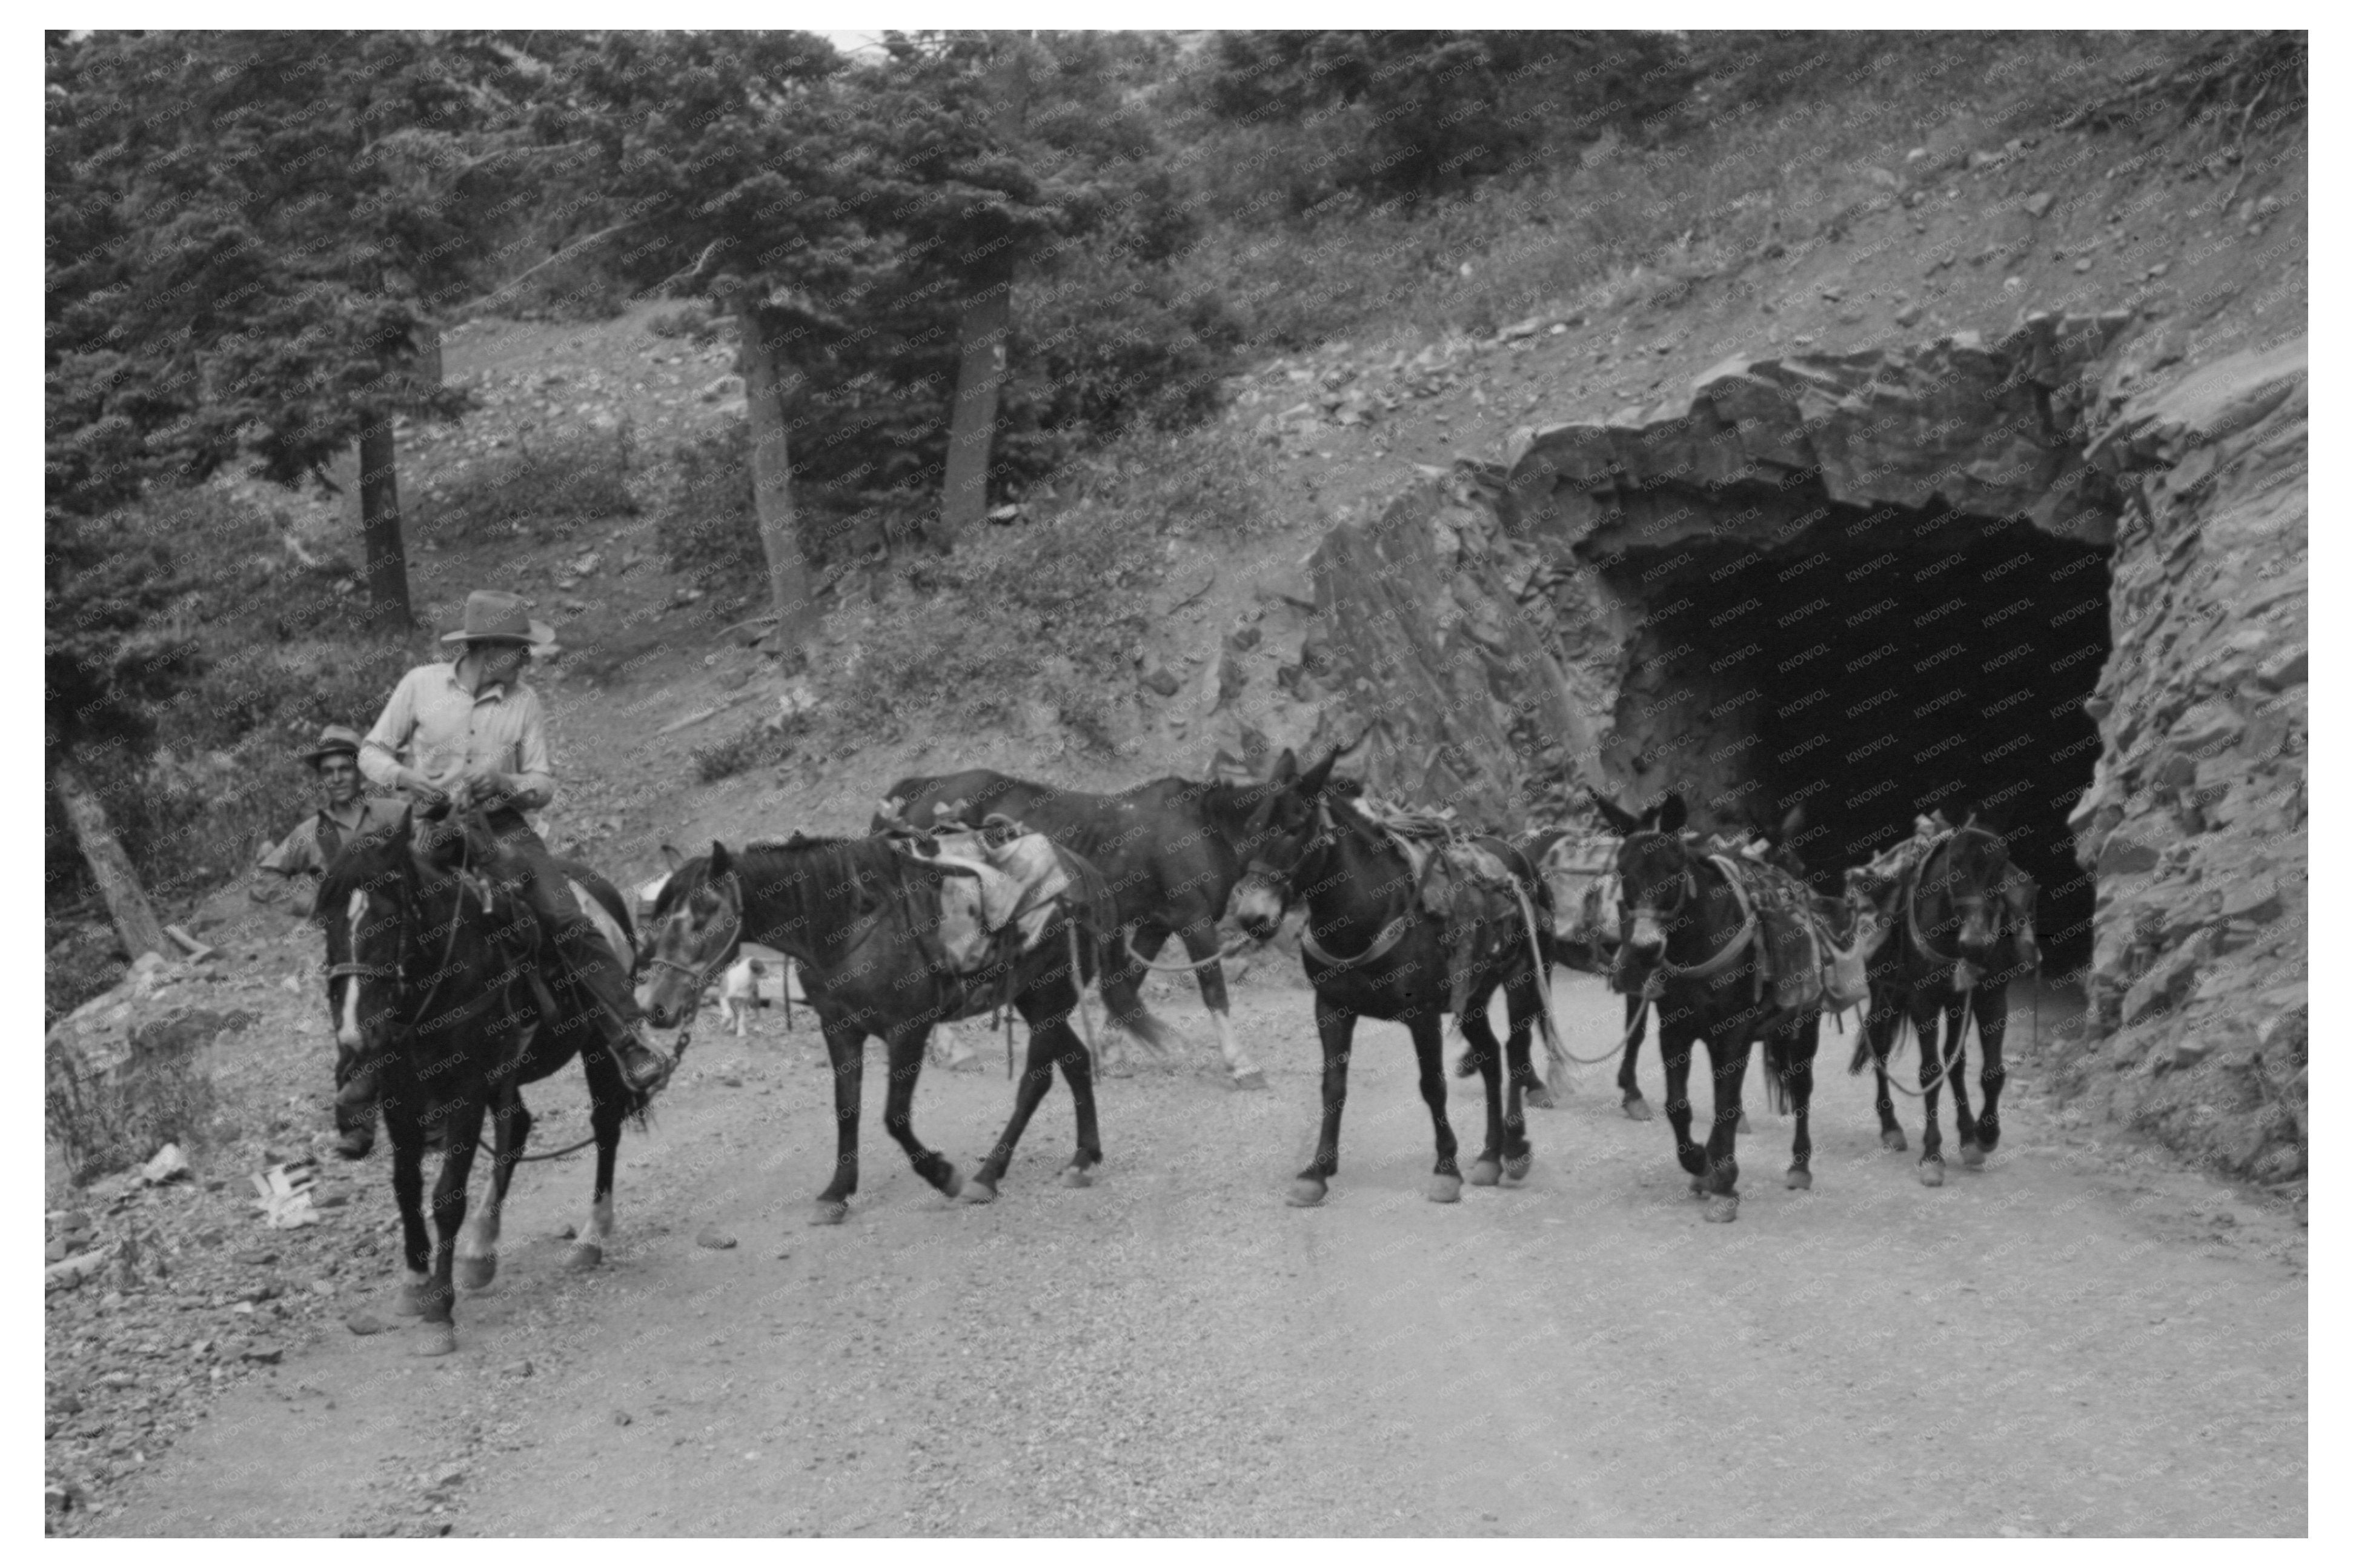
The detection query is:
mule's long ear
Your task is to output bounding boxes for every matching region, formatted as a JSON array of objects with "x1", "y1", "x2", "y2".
[
  {"x1": 1270, "y1": 748, "x2": 1299, "y2": 785},
  {"x1": 1587, "y1": 789, "x2": 1642, "y2": 837},
  {"x1": 660, "y1": 842, "x2": 686, "y2": 874},
  {"x1": 1658, "y1": 793, "x2": 1688, "y2": 834},
  {"x1": 1299, "y1": 744, "x2": 1344, "y2": 799},
  {"x1": 709, "y1": 840, "x2": 733, "y2": 878}
]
